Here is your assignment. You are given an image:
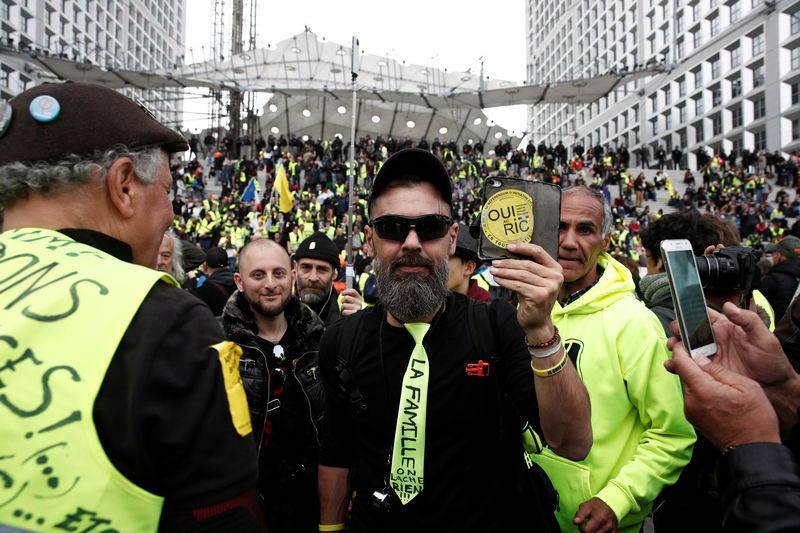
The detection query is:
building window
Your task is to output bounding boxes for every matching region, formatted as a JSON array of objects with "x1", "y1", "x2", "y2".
[
  {"x1": 731, "y1": 1, "x2": 741, "y2": 23},
  {"x1": 677, "y1": 39, "x2": 686, "y2": 59},
  {"x1": 665, "y1": 114, "x2": 672, "y2": 130},
  {"x1": 792, "y1": 81, "x2": 800, "y2": 105},
  {"x1": 793, "y1": 48, "x2": 800, "y2": 71},
  {"x1": 732, "y1": 106, "x2": 743, "y2": 127},
  {"x1": 712, "y1": 86, "x2": 722, "y2": 107},
  {"x1": 793, "y1": 12, "x2": 800, "y2": 35},
  {"x1": 680, "y1": 105, "x2": 687, "y2": 123},
  {"x1": 696, "y1": 98, "x2": 705, "y2": 115},
  {"x1": 754, "y1": 130, "x2": 766, "y2": 151},
  {"x1": 679, "y1": 78, "x2": 686, "y2": 97},
  {"x1": 0, "y1": 69, "x2": 8, "y2": 89},
  {"x1": 696, "y1": 122, "x2": 705, "y2": 142},
  {"x1": 665, "y1": 87, "x2": 671, "y2": 105},
  {"x1": 1, "y1": 3, "x2": 9, "y2": 20},
  {"x1": 710, "y1": 17, "x2": 720, "y2": 37},
  {"x1": 793, "y1": 119, "x2": 800, "y2": 140},
  {"x1": 695, "y1": 70, "x2": 703, "y2": 90},
  {"x1": 731, "y1": 46, "x2": 741, "y2": 67},
  {"x1": 677, "y1": 15, "x2": 684, "y2": 33},
  {"x1": 732, "y1": 138, "x2": 743, "y2": 157},
  {"x1": 713, "y1": 116, "x2": 722, "y2": 136},
  {"x1": 752, "y1": 33, "x2": 765, "y2": 55},
  {"x1": 753, "y1": 97, "x2": 766, "y2": 119},
  {"x1": 693, "y1": 30, "x2": 703, "y2": 49},
  {"x1": 711, "y1": 58, "x2": 721, "y2": 78},
  {"x1": 732, "y1": 77, "x2": 742, "y2": 97},
  {"x1": 753, "y1": 65, "x2": 765, "y2": 87},
  {"x1": 652, "y1": 120, "x2": 658, "y2": 136}
]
